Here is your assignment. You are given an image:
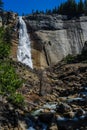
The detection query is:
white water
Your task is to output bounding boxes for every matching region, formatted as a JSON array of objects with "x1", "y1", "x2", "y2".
[{"x1": 17, "y1": 16, "x2": 33, "y2": 68}]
